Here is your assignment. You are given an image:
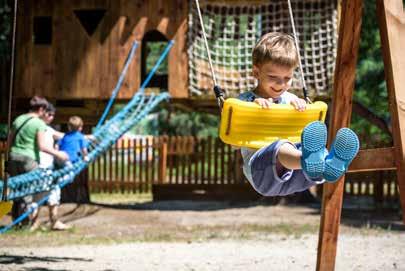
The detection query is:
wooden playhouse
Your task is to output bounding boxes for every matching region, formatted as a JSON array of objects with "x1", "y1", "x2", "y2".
[{"x1": 2, "y1": 0, "x2": 338, "y2": 125}]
